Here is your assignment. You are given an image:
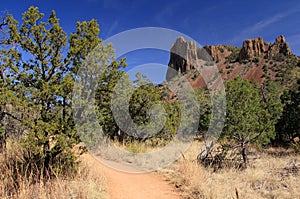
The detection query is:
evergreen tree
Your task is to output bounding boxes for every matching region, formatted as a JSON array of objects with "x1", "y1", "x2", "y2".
[
  {"x1": 0, "y1": 6, "x2": 122, "y2": 177},
  {"x1": 276, "y1": 79, "x2": 300, "y2": 142},
  {"x1": 195, "y1": 88, "x2": 211, "y2": 133},
  {"x1": 94, "y1": 55, "x2": 126, "y2": 141},
  {"x1": 223, "y1": 77, "x2": 278, "y2": 164}
]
